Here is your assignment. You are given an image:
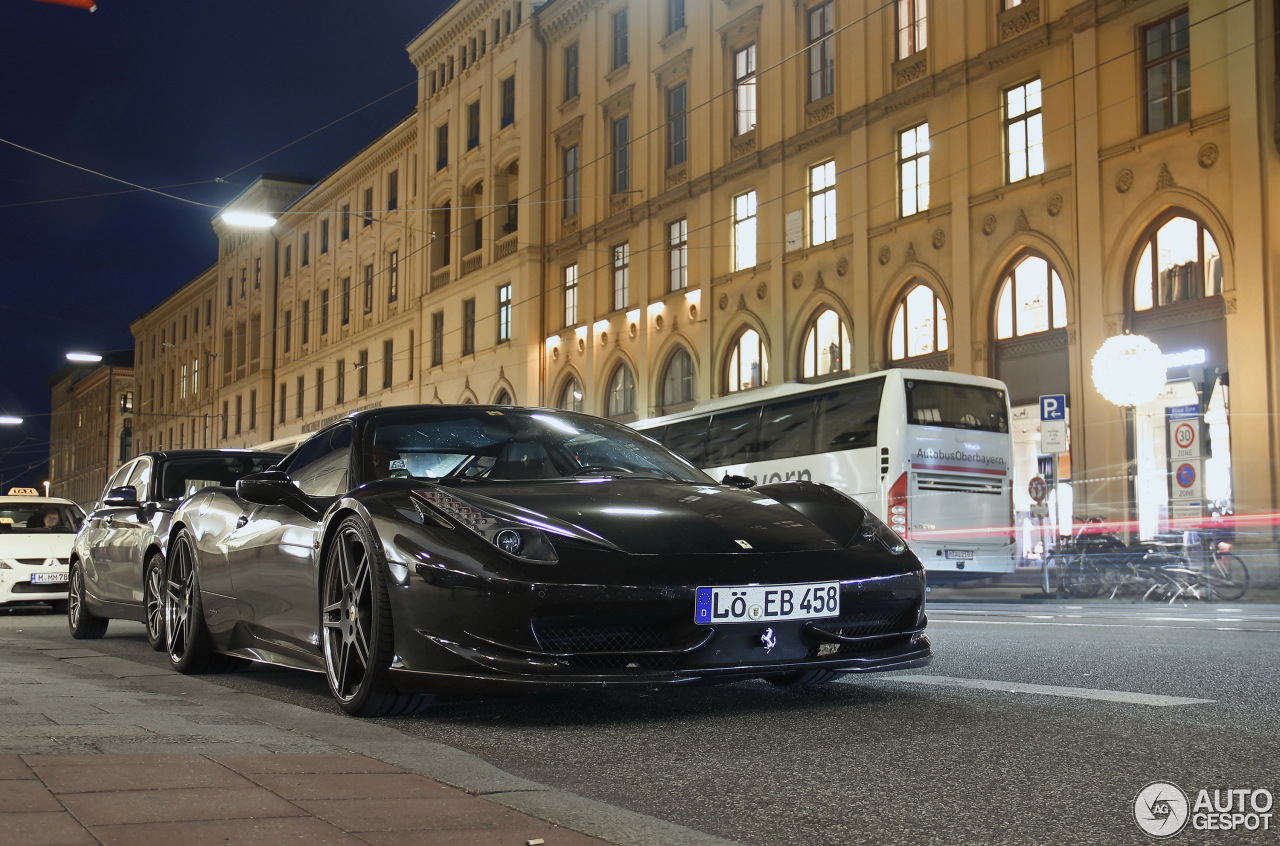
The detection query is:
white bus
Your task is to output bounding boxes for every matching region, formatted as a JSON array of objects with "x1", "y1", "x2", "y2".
[{"x1": 632, "y1": 369, "x2": 1015, "y2": 582}]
